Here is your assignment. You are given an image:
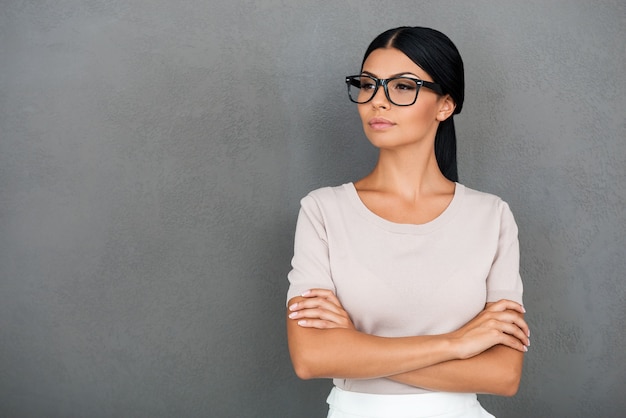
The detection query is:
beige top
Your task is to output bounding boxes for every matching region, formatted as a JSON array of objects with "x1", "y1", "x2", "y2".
[{"x1": 287, "y1": 183, "x2": 523, "y2": 394}]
